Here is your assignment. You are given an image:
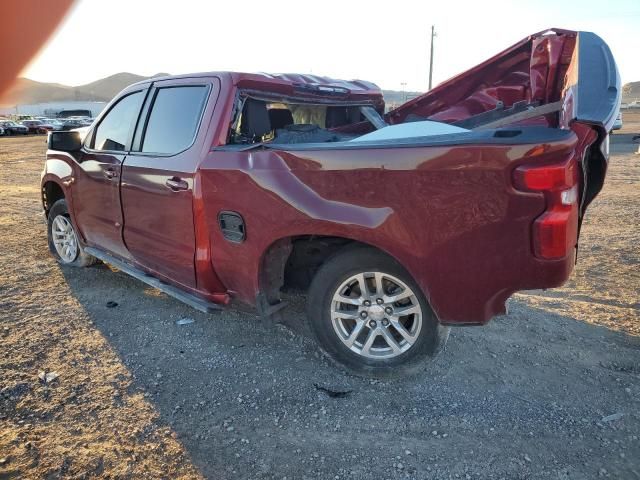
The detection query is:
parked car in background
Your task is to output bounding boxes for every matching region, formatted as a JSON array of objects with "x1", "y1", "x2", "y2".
[
  {"x1": 61, "y1": 119, "x2": 85, "y2": 130},
  {"x1": 41, "y1": 29, "x2": 620, "y2": 377},
  {"x1": 39, "y1": 120, "x2": 56, "y2": 131},
  {"x1": 21, "y1": 119, "x2": 52, "y2": 134},
  {"x1": 46, "y1": 119, "x2": 67, "y2": 131},
  {"x1": 612, "y1": 111, "x2": 623, "y2": 131},
  {"x1": 64, "y1": 116, "x2": 94, "y2": 127},
  {"x1": 0, "y1": 126, "x2": 4, "y2": 136},
  {"x1": 0, "y1": 120, "x2": 29, "y2": 135}
]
